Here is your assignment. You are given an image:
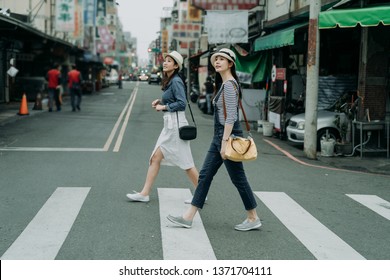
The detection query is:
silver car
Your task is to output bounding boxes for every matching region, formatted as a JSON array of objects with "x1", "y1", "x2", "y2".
[{"x1": 287, "y1": 110, "x2": 345, "y2": 147}]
